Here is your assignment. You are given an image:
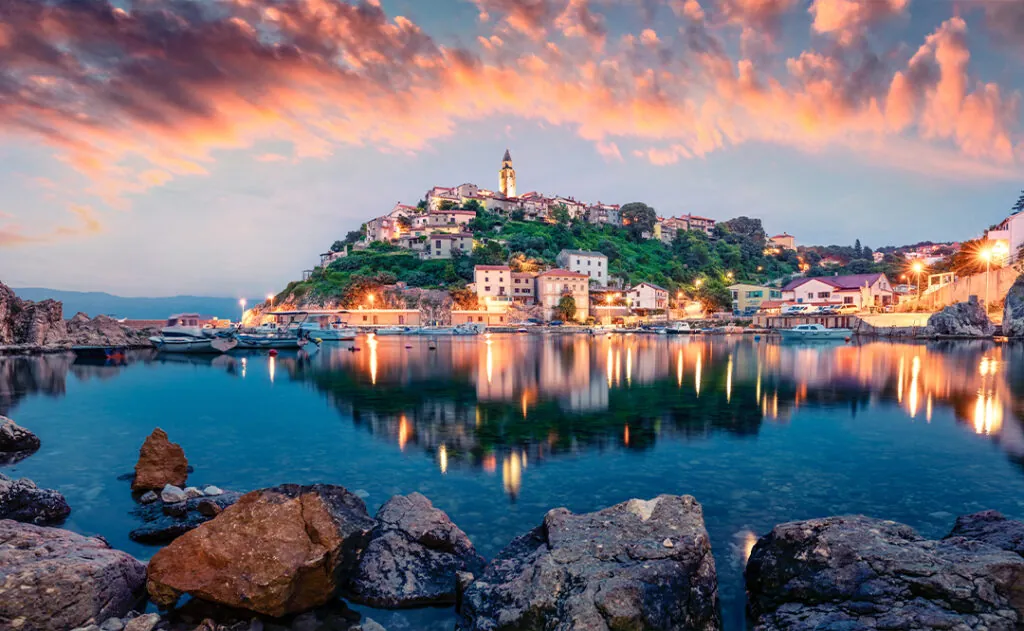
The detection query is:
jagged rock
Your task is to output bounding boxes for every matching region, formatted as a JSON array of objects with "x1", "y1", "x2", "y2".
[
  {"x1": 926, "y1": 299, "x2": 995, "y2": 337},
  {"x1": 0, "y1": 282, "x2": 68, "y2": 347},
  {"x1": 140, "y1": 491, "x2": 159, "y2": 504},
  {"x1": 349, "y1": 492, "x2": 484, "y2": 607},
  {"x1": 0, "y1": 415, "x2": 41, "y2": 464},
  {"x1": 132, "y1": 428, "x2": 189, "y2": 491},
  {"x1": 746, "y1": 515, "x2": 1024, "y2": 631},
  {"x1": 146, "y1": 484, "x2": 375, "y2": 617},
  {"x1": 458, "y1": 495, "x2": 720, "y2": 631},
  {"x1": 1003, "y1": 274, "x2": 1024, "y2": 337},
  {"x1": 123, "y1": 614, "x2": 160, "y2": 631},
  {"x1": 129, "y1": 491, "x2": 242, "y2": 544},
  {"x1": 100, "y1": 618, "x2": 125, "y2": 631},
  {"x1": 0, "y1": 472, "x2": 71, "y2": 524},
  {"x1": 66, "y1": 312, "x2": 152, "y2": 347},
  {"x1": 0, "y1": 519, "x2": 146, "y2": 631},
  {"x1": 947, "y1": 510, "x2": 1024, "y2": 557},
  {"x1": 197, "y1": 499, "x2": 223, "y2": 517},
  {"x1": 161, "y1": 484, "x2": 188, "y2": 504}
]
